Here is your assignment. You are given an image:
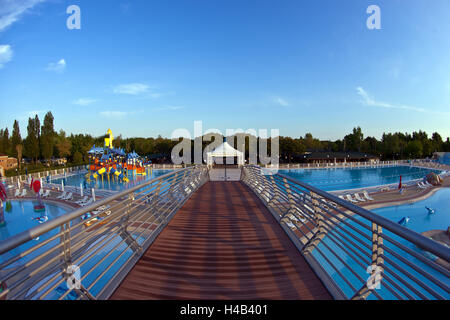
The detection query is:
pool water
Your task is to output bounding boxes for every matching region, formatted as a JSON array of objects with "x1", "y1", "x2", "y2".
[
  {"x1": 0, "y1": 200, "x2": 68, "y2": 244},
  {"x1": 51, "y1": 169, "x2": 173, "y2": 192},
  {"x1": 0, "y1": 200, "x2": 68, "y2": 268},
  {"x1": 280, "y1": 165, "x2": 441, "y2": 191},
  {"x1": 311, "y1": 188, "x2": 450, "y2": 300}
]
